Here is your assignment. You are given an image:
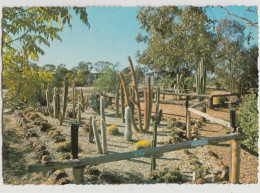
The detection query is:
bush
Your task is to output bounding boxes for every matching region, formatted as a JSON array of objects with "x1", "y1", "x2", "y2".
[
  {"x1": 151, "y1": 168, "x2": 184, "y2": 183},
  {"x1": 236, "y1": 93, "x2": 258, "y2": 151},
  {"x1": 184, "y1": 76, "x2": 194, "y2": 89},
  {"x1": 213, "y1": 97, "x2": 225, "y2": 105},
  {"x1": 134, "y1": 140, "x2": 151, "y2": 150},
  {"x1": 107, "y1": 125, "x2": 119, "y2": 135},
  {"x1": 56, "y1": 141, "x2": 71, "y2": 152}
]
